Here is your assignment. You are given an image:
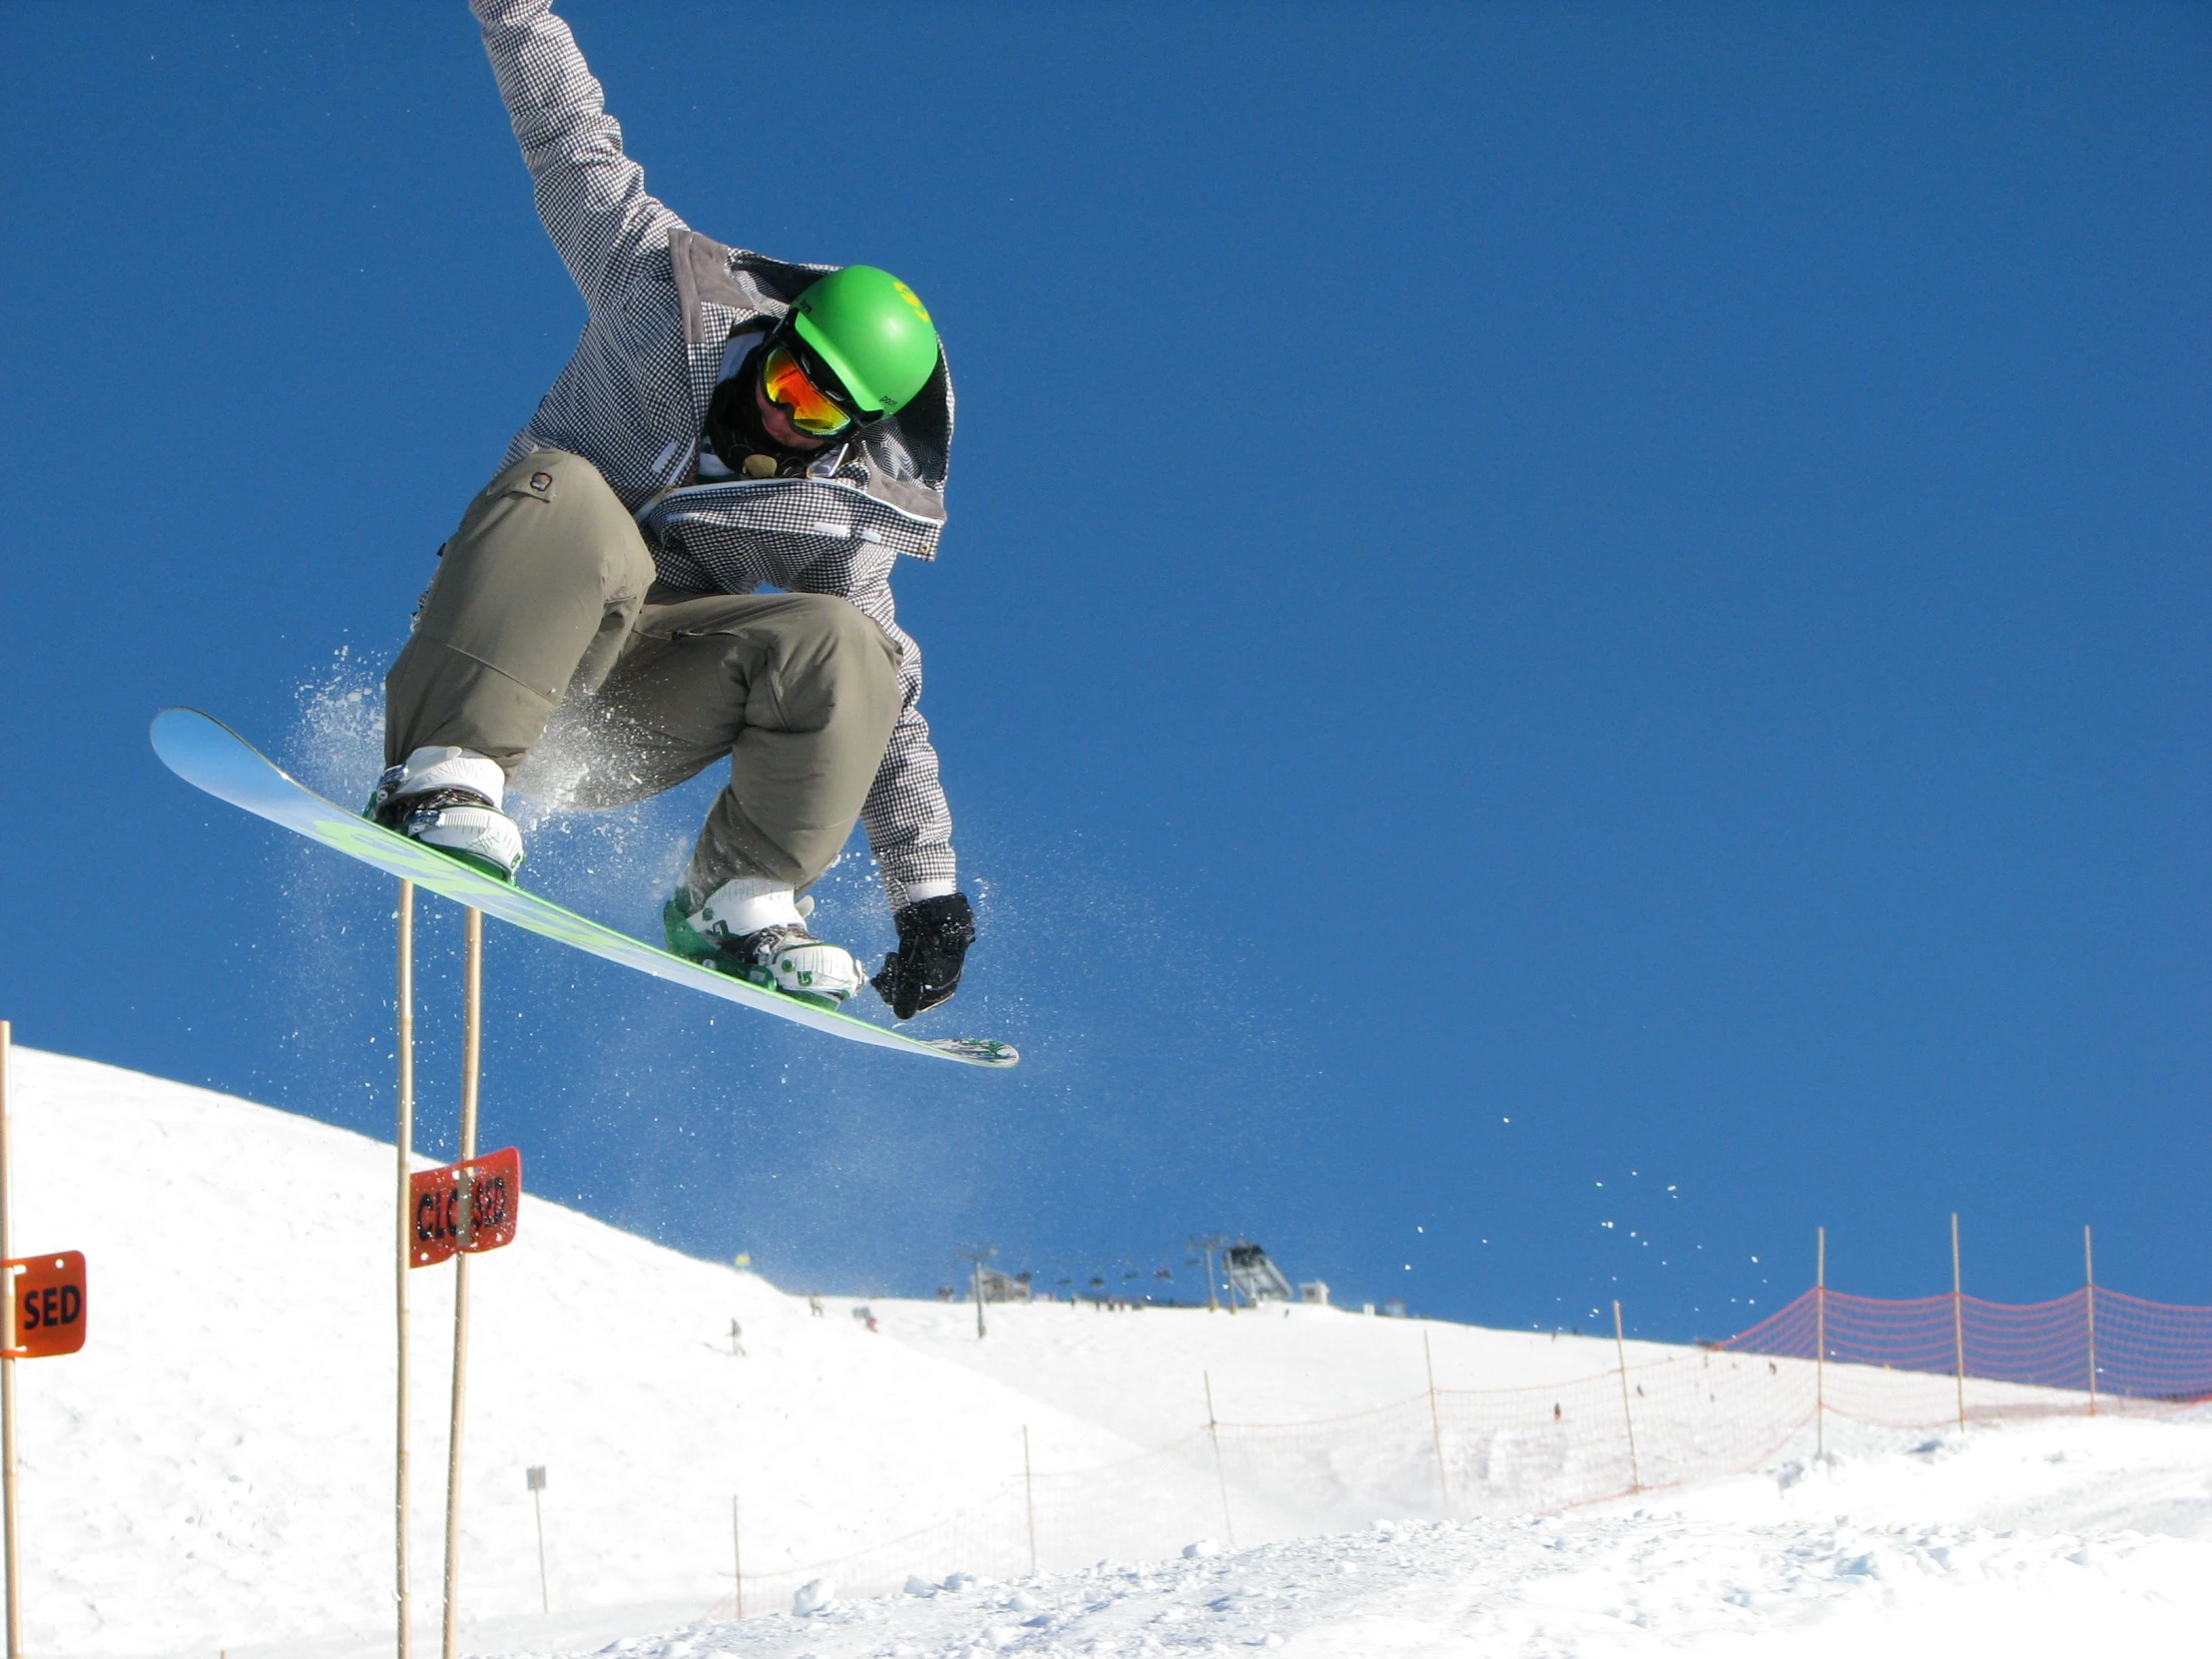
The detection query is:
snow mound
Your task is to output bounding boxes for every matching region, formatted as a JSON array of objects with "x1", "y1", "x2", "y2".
[{"x1": 508, "y1": 1414, "x2": 2212, "y2": 1657}]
